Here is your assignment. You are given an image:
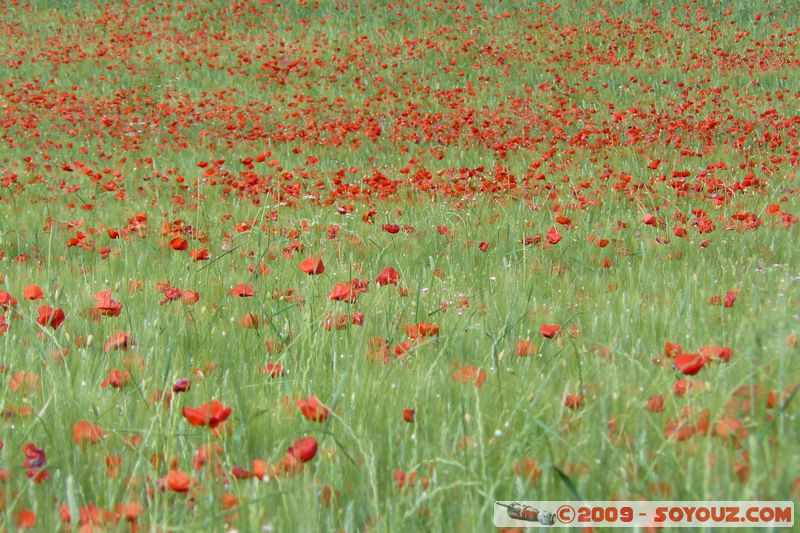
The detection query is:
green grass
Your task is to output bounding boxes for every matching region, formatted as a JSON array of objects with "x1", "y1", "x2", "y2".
[{"x1": 0, "y1": 0, "x2": 798, "y2": 531}]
